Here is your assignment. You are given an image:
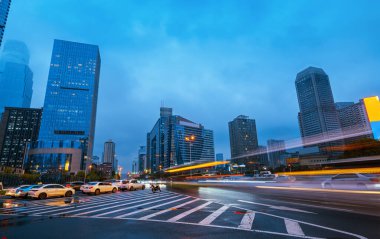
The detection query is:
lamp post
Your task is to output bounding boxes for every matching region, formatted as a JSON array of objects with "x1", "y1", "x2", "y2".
[
  {"x1": 84, "y1": 164, "x2": 92, "y2": 183},
  {"x1": 185, "y1": 135, "x2": 196, "y2": 178}
]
